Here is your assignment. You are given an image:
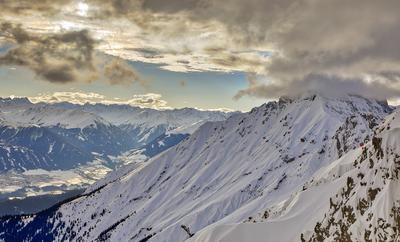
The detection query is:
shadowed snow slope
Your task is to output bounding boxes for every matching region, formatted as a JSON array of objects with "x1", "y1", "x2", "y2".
[{"x1": 0, "y1": 94, "x2": 393, "y2": 242}]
